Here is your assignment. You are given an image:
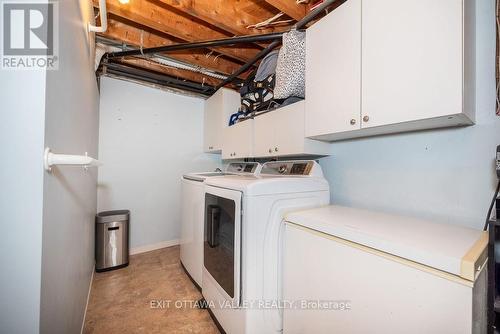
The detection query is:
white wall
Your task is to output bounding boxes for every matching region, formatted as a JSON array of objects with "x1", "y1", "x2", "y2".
[
  {"x1": 98, "y1": 77, "x2": 221, "y2": 250},
  {"x1": 320, "y1": 0, "x2": 500, "y2": 230},
  {"x1": 0, "y1": 1, "x2": 99, "y2": 333},
  {"x1": 0, "y1": 63, "x2": 46, "y2": 334},
  {"x1": 40, "y1": 1, "x2": 99, "y2": 333}
]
